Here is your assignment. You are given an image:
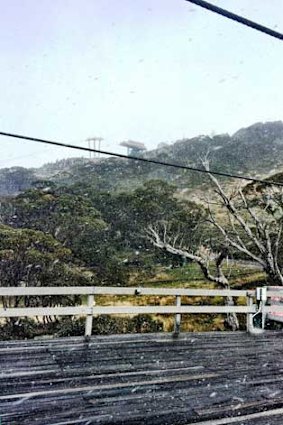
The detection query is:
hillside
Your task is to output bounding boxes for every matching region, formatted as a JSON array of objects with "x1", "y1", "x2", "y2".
[
  {"x1": 1, "y1": 120, "x2": 283, "y2": 196},
  {"x1": 1, "y1": 121, "x2": 282, "y2": 338}
]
